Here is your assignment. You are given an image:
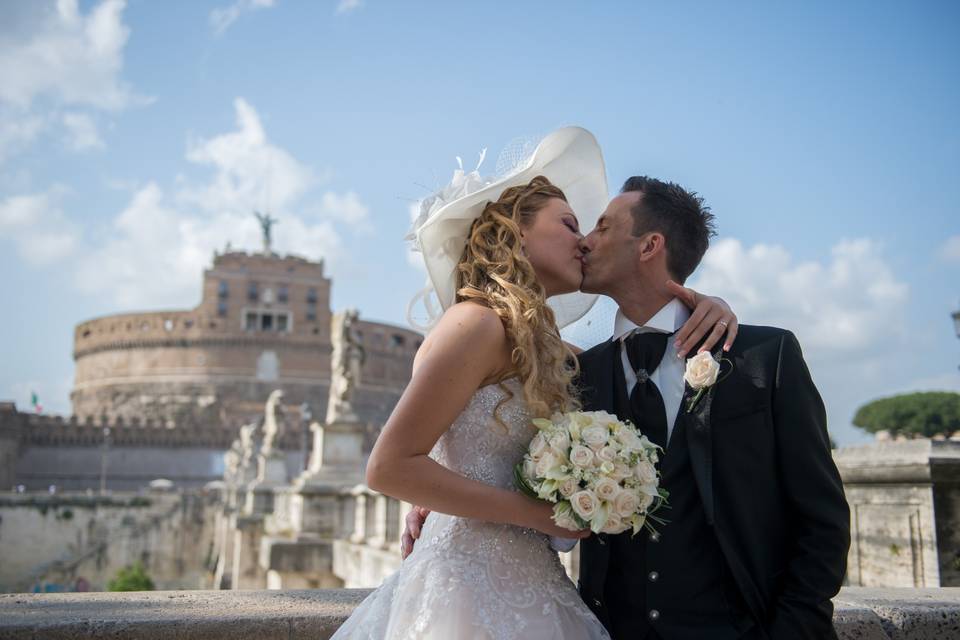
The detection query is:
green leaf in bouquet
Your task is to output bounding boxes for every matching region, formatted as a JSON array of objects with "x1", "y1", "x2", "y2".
[{"x1": 513, "y1": 463, "x2": 540, "y2": 499}]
